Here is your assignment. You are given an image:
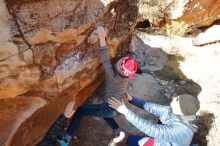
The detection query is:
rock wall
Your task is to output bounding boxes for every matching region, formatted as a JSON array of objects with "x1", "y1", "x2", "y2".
[
  {"x1": 0, "y1": 0, "x2": 139, "y2": 145},
  {"x1": 172, "y1": 0, "x2": 220, "y2": 27}
]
